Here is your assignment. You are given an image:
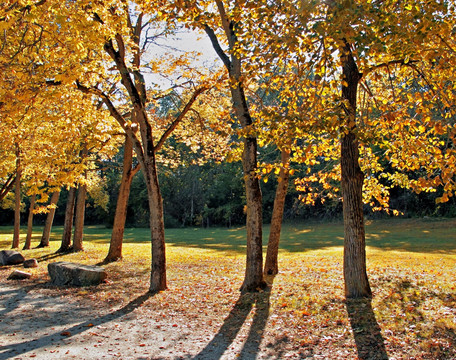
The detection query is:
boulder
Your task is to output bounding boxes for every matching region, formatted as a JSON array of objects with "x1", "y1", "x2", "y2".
[
  {"x1": 24, "y1": 258, "x2": 39, "y2": 268},
  {"x1": 7, "y1": 270, "x2": 31, "y2": 280},
  {"x1": 0, "y1": 250, "x2": 25, "y2": 266},
  {"x1": 48, "y1": 261, "x2": 107, "y2": 286}
]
